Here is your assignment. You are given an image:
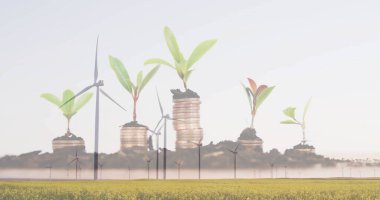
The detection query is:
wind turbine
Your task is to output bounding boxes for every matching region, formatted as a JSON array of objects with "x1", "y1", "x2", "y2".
[
  {"x1": 155, "y1": 90, "x2": 178, "y2": 180},
  {"x1": 148, "y1": 124, "x2": 163, "y2": 180},
  {"x1": 45, "y1": 163, "x2": 53, "y2": 180},
  {"x1": 60, "y1": 37, "x2": 126, "y2": 180},
  {"x1": 191, "y1": 138, "x2": 203, "y2": 180},
  {"x1": 270, "y1": 163, "x2": 274, "y2": 178},
  {"x1": 226, "y1": 143, "x2": 239, "y2": 179},
  {"x1": 144, "y1": 156, "x2": 152, "y2": 179},
  {"x1": 174, "y1": 159, "x2": 184, "y2": 179},
  {"x1": 99, "y1": 162, "x2": 105, "y2": 180},
  {"x1": 284, "y1": 165, "x2": 288, "y2": 178},
  {"x1": 67, "y1": 151, "x2": 81, "y2": 180},
  {"x1": 127, "y1": 165, "x2": 131, "y2": 180}
]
